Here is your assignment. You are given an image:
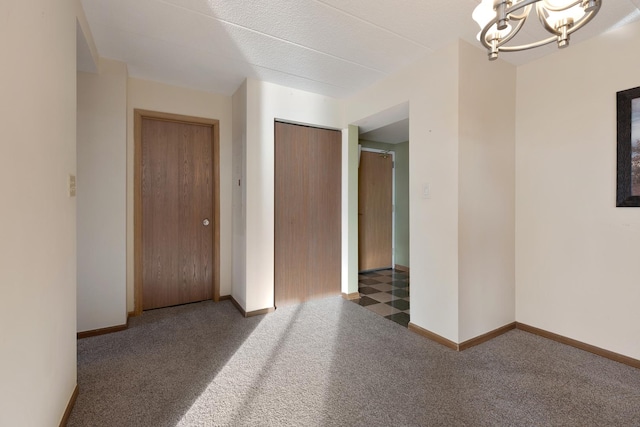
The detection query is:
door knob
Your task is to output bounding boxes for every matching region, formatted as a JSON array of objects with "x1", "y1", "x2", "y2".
[{"x1": 203, "y1": 218, "x2": 210, "y2": 226}]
